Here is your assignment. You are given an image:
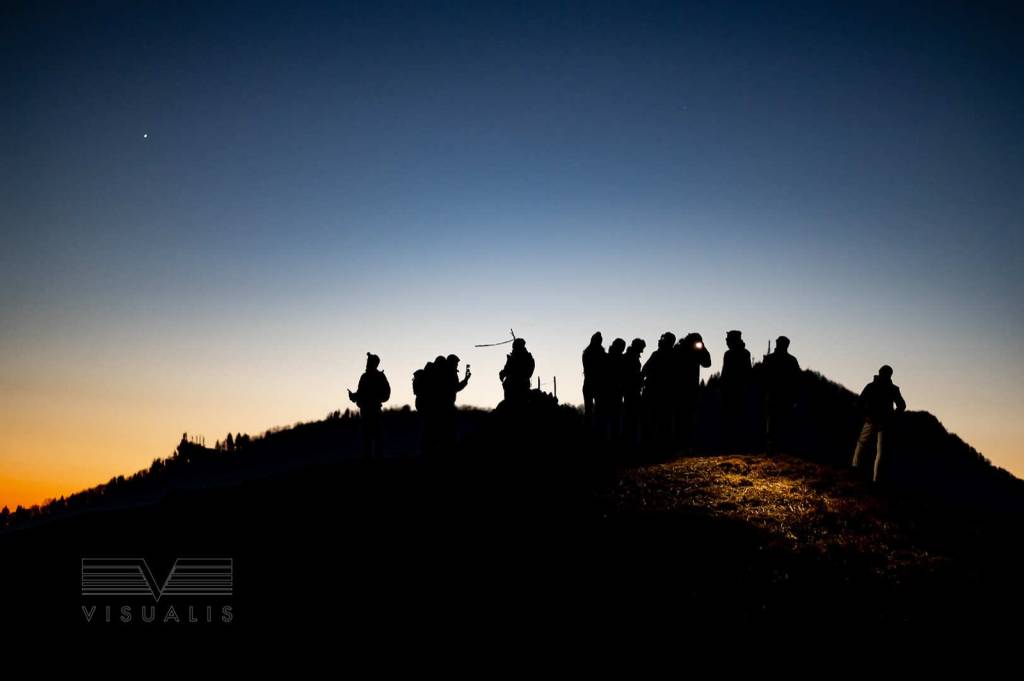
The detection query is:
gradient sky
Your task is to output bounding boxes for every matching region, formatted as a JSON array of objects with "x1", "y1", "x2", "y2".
[{"x1": 2, "y1": 0, "x2": 1023, "y2": 509}]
